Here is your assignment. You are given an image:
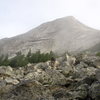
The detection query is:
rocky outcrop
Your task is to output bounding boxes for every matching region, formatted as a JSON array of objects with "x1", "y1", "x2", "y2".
[{"x1": 0, "y1": 53, "x2": 100, "y2": 100}]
